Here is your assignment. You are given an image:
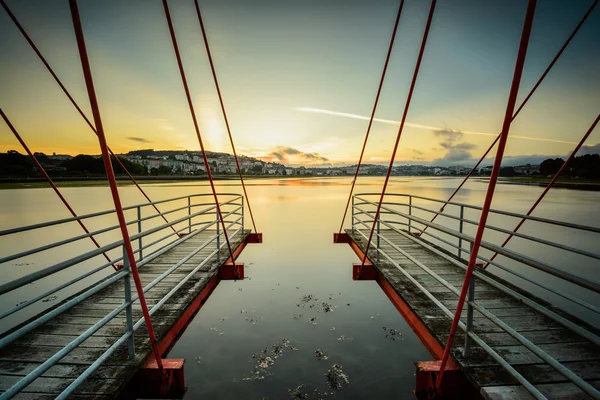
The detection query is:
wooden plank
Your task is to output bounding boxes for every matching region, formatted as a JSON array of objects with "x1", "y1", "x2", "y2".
[{"x1": 481, "y1": 380, "x2": 600, "y2": 400}]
